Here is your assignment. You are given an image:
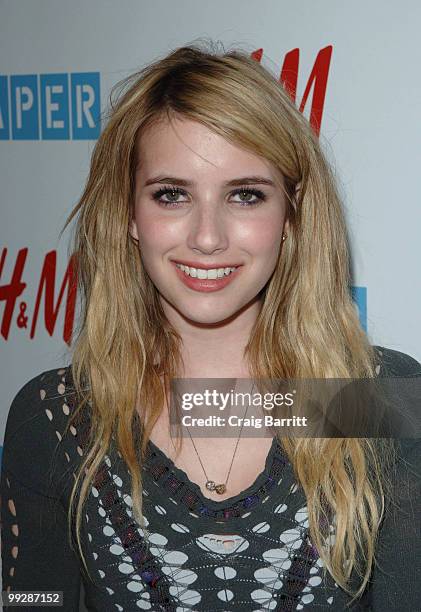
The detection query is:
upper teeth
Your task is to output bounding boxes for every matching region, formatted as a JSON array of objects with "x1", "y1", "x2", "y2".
[{"x1": 175, "y1": 264, "x2": 237, "y2": 279}]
